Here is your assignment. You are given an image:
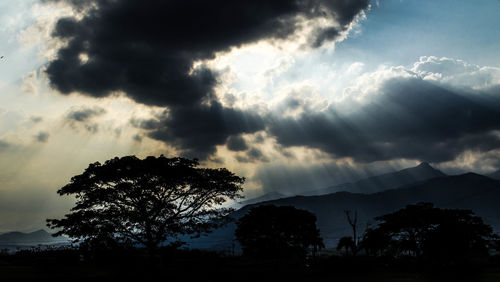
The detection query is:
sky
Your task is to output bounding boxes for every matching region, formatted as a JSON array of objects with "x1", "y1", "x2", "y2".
[{"x1": 1, "y1": 0, "x2": 500, "y2": 232}]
